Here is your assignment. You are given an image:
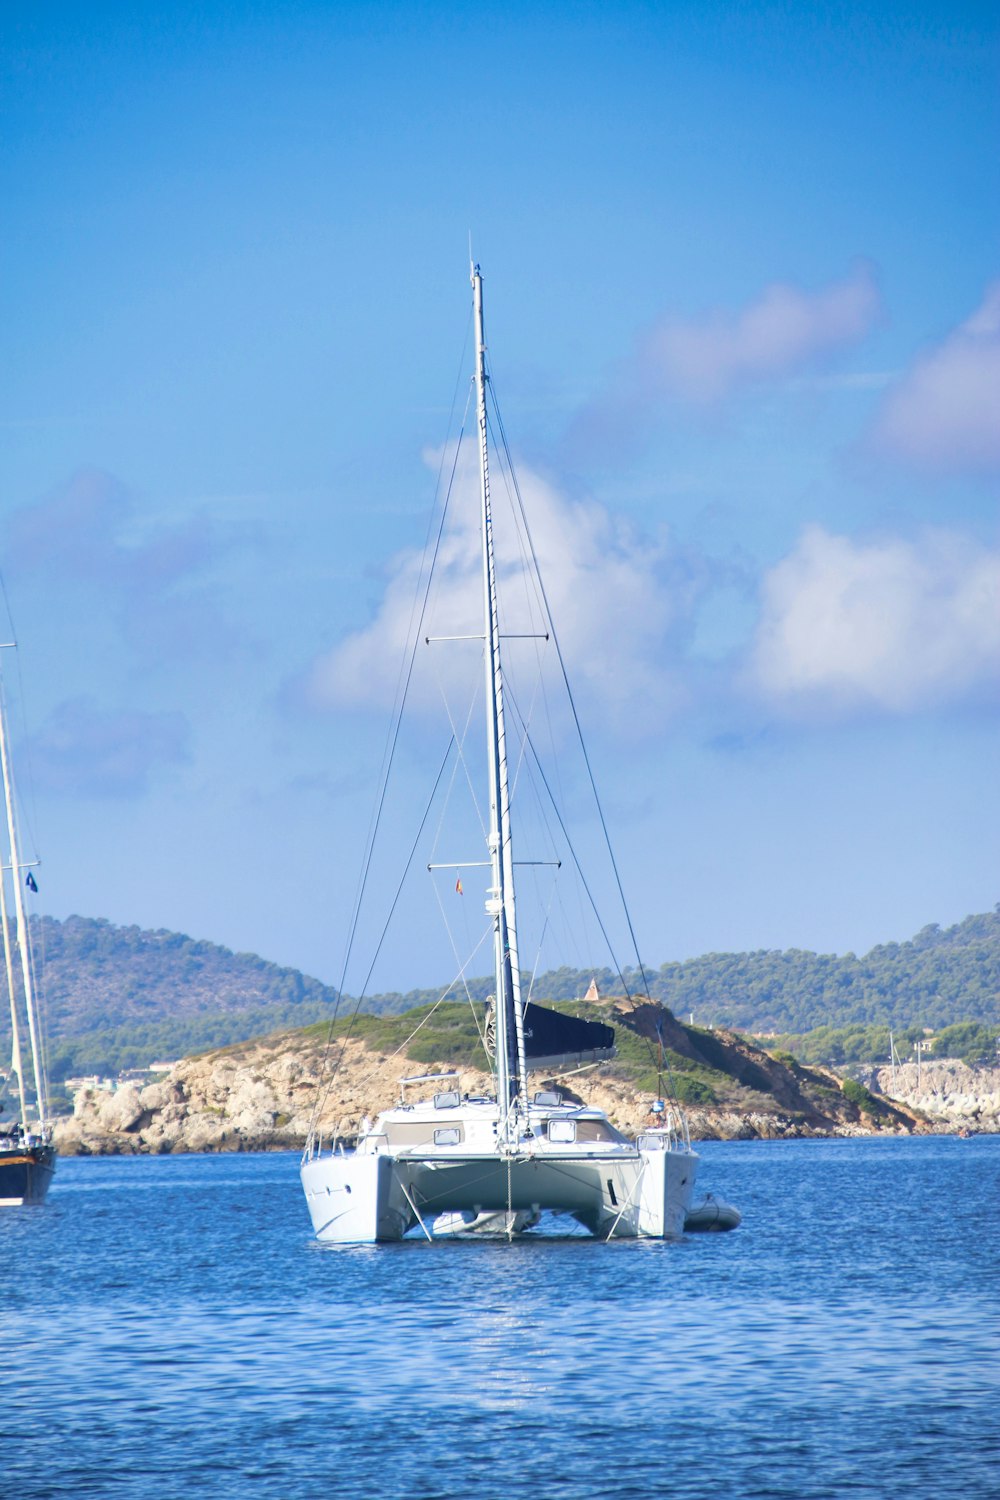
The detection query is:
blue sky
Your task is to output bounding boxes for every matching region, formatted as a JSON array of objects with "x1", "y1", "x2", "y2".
[{"x1": 1, "y1": 1, "x2": 997, "y2": 995}]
